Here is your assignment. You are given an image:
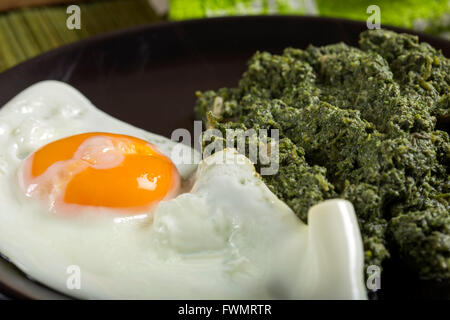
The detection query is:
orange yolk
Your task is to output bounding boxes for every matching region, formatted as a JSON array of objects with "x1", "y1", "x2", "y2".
[{"x1": 21, "y1": 132, "x2": 181, "y2": 213}]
